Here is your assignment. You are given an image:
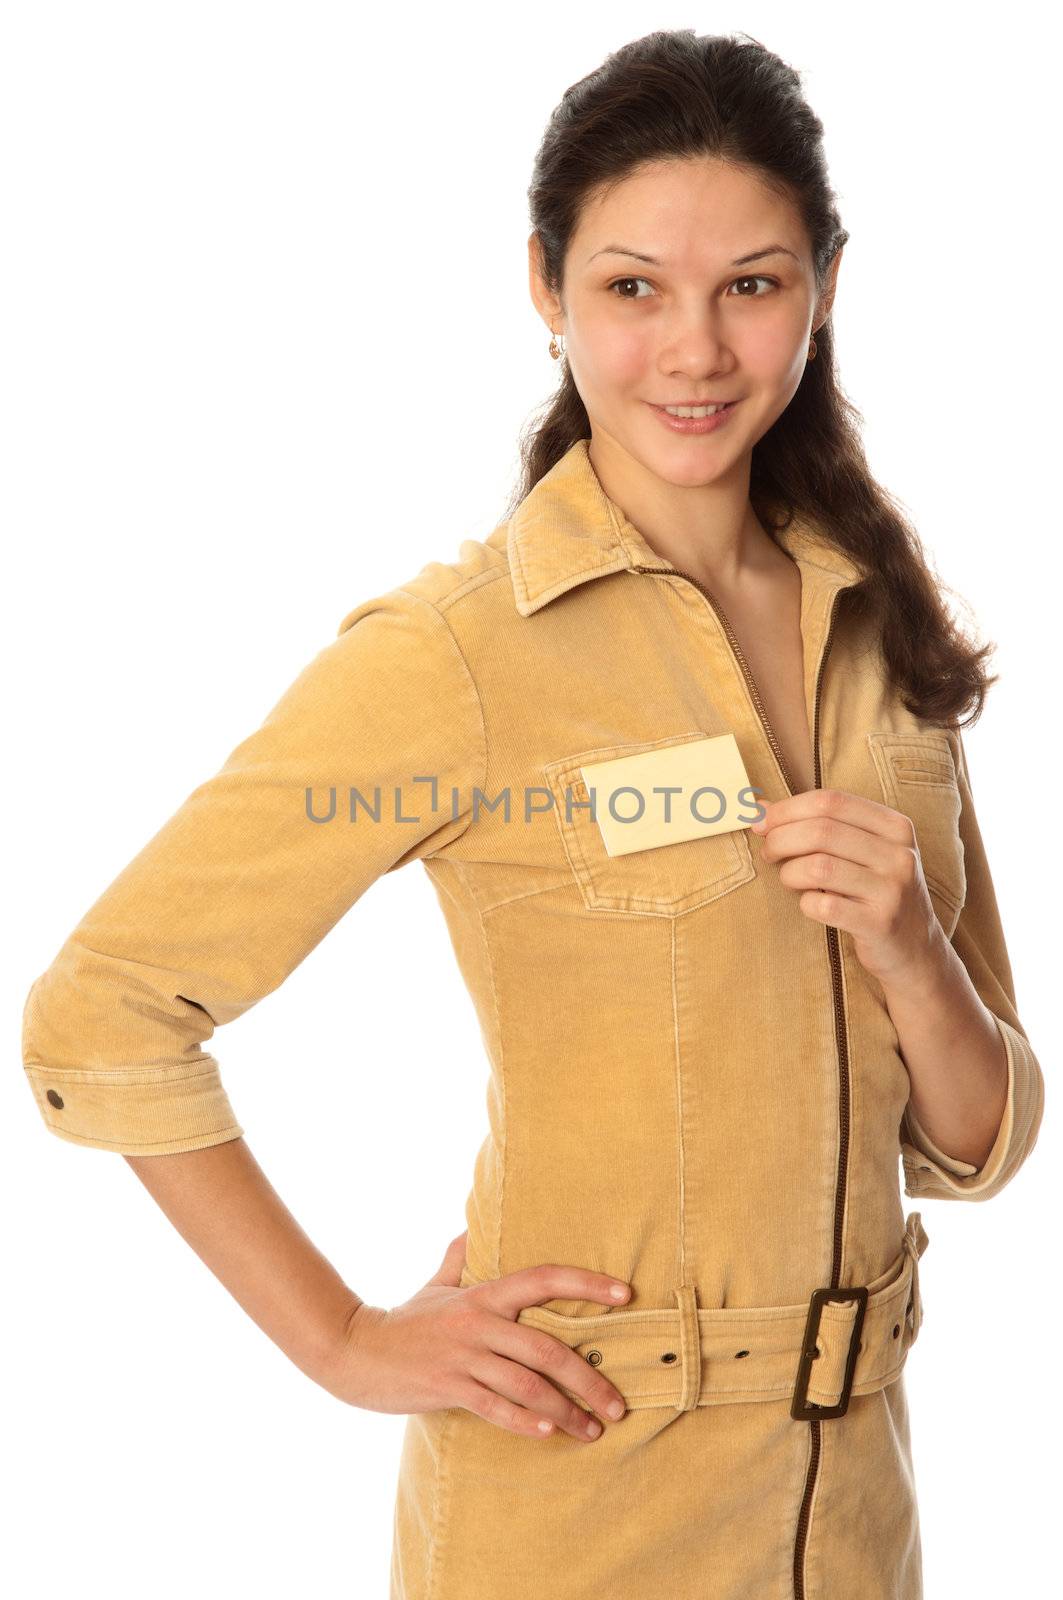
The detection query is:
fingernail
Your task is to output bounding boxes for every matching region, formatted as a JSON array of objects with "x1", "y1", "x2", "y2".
[
  {"x1": 586, "y1": 1419, "x2": 602, "y2": 1438},
  {"x1": 610, "y1": 1283, "x2": 630, "y2": 1300},
  {"x1": 607, "y1": 1399, "x2": 625, "y2": 1419}
]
